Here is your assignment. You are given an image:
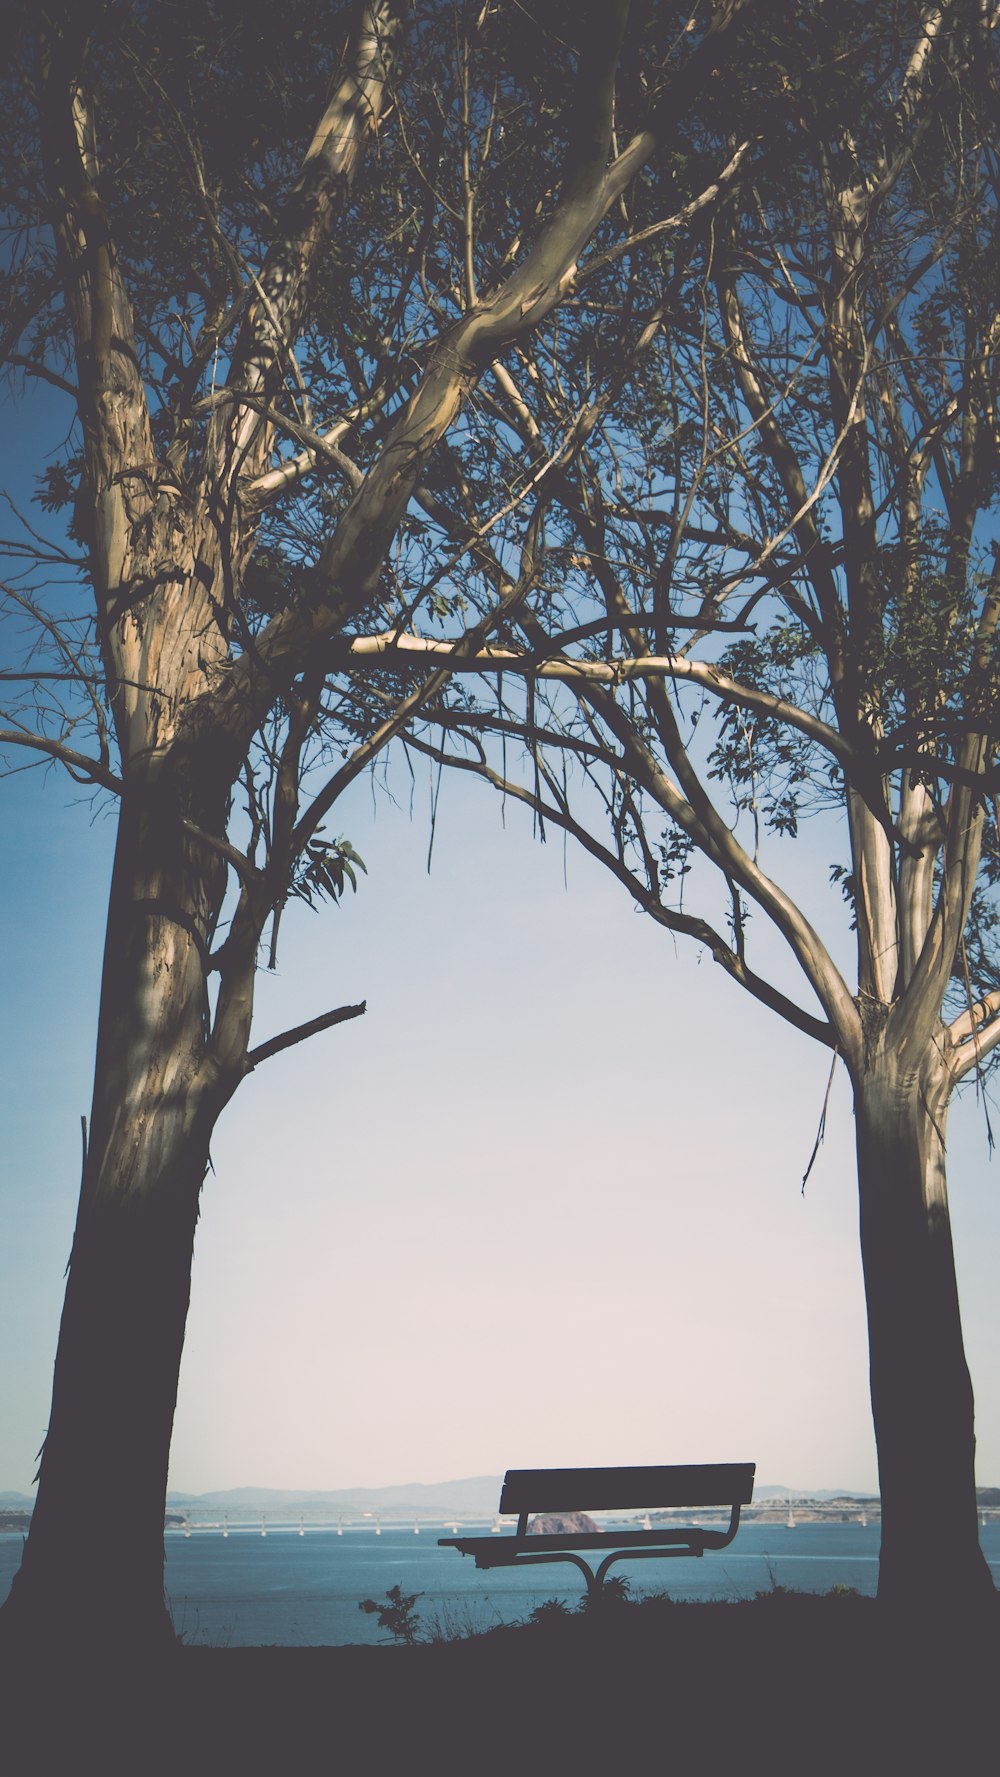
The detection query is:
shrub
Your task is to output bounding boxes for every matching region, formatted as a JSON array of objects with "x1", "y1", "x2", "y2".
[
  {"x1": 530, "y1": 1598, "x2": 572, "y2": 1628},
  {"x1": 358, "y1": 1584, "x2": 423, "y2": 1645},
  {"x1": 580, "y1": 1575, "x2": 632, "y2": 1614}
]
